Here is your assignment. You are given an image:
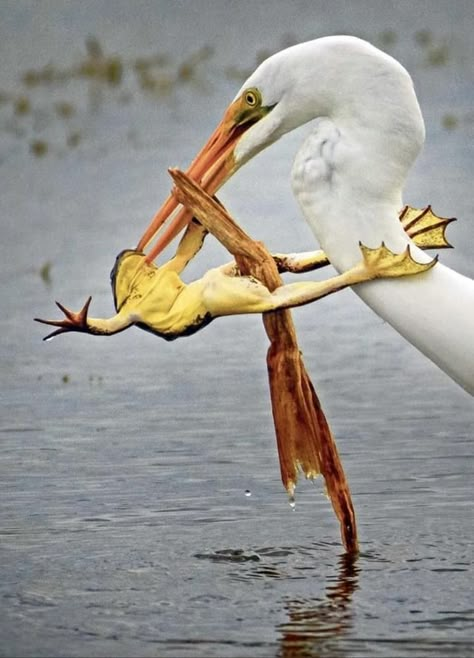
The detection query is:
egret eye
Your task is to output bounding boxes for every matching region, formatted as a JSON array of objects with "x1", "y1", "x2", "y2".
[{"x1": 244, "y1": 88, "x2": 260, "y2": 108}]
